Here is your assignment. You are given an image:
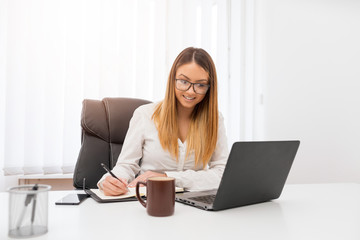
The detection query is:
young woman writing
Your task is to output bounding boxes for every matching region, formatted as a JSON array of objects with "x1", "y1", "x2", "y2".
[{"x1": 98, "y1": 47, "x2": 229, "y2": 196}]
